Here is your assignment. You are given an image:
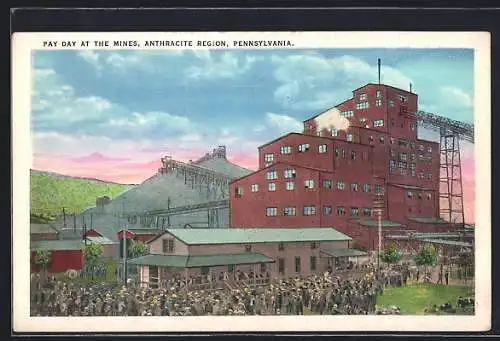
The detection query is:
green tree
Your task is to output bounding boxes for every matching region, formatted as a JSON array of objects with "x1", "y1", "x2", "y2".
[
  {"x1": 34, "y1": 249, "x2": 51, "y2": 281},
  {"x1": 413, "y1": 244, "x2": 438, "y2": 282},
  {"x1": 380, "y1": 243, "x2": 403, "y2": 264},
  {"x1": 84, "y1": 243, "x2": 103, "y2": 280},
  {"x1": 128, "y1": 239, "x2": 149, "y2": 258}
]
